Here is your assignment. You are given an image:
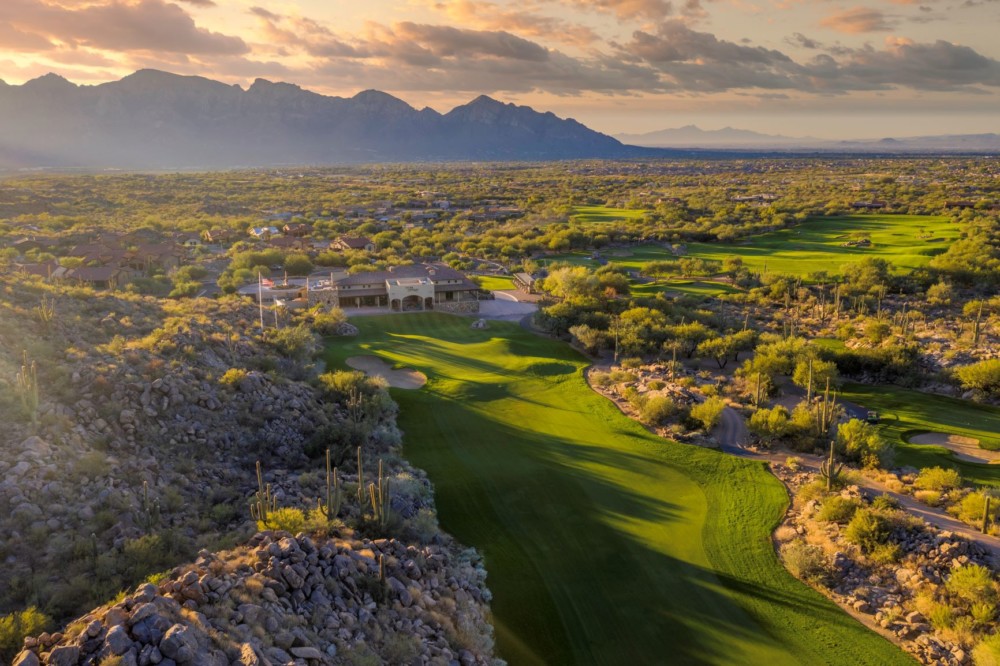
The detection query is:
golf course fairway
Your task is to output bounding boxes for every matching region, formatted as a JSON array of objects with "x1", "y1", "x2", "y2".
[{"x1": 325, "y1": 313, "x2": 911, "y2": 666}]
